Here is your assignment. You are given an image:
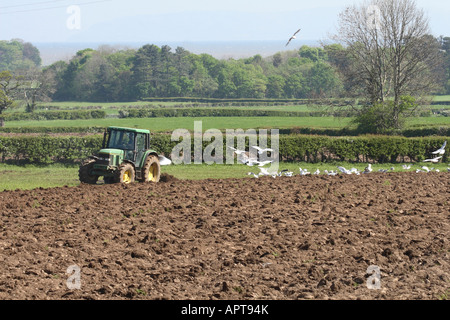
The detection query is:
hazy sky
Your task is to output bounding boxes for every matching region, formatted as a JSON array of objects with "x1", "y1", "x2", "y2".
[{"x1": 0, "y1": 0, "x2": 449, "y2": 44}]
